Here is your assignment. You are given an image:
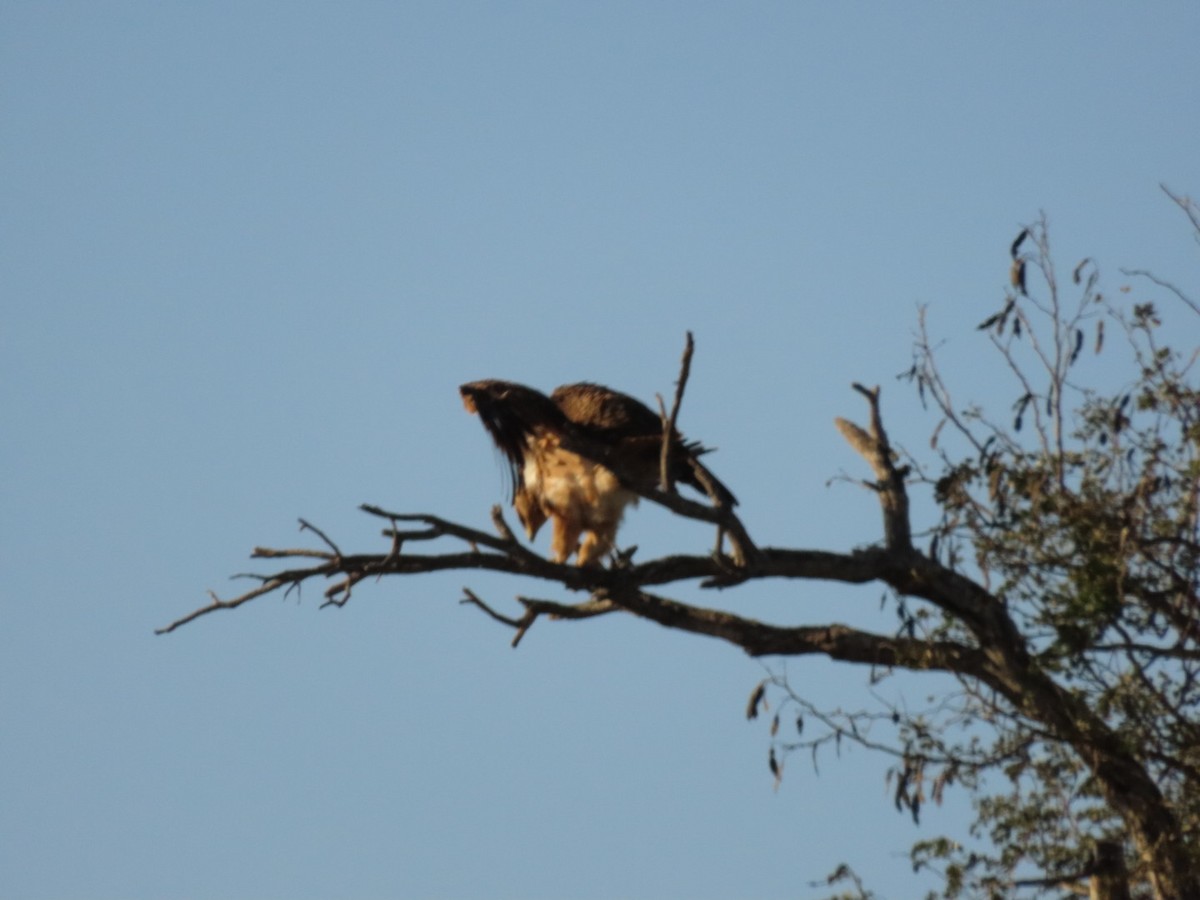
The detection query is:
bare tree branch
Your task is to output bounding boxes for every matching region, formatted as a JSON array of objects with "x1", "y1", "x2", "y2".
[{"x1": 163, "y1": 285, "x2": 1200, "y2": 899}]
